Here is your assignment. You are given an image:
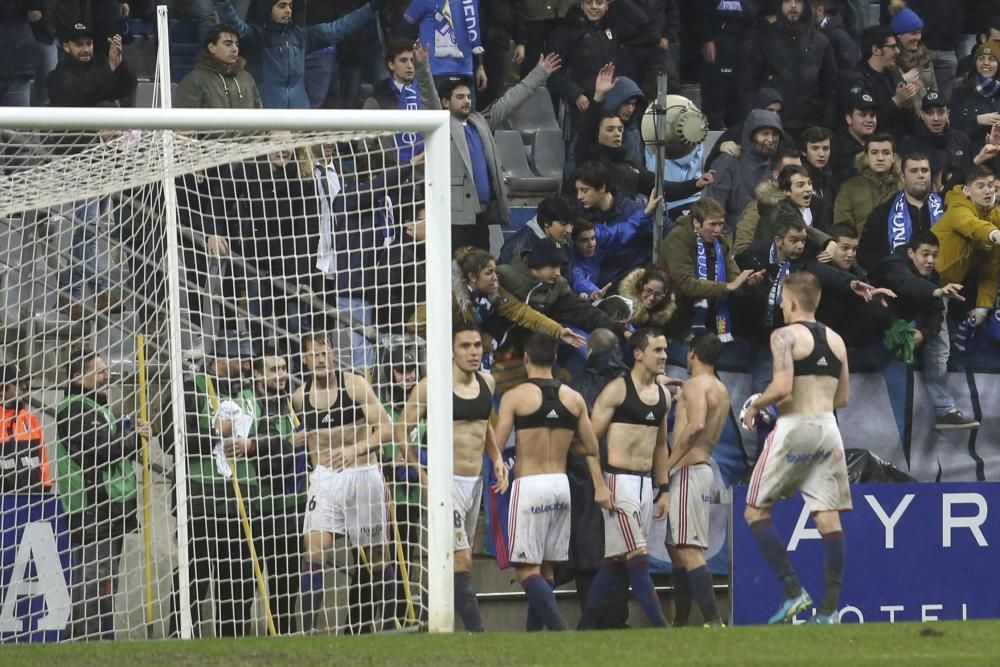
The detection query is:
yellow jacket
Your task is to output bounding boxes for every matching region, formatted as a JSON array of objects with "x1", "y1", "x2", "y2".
[{"x1": 934, "y1": 185, "x2": 1000, "y2": 308}]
